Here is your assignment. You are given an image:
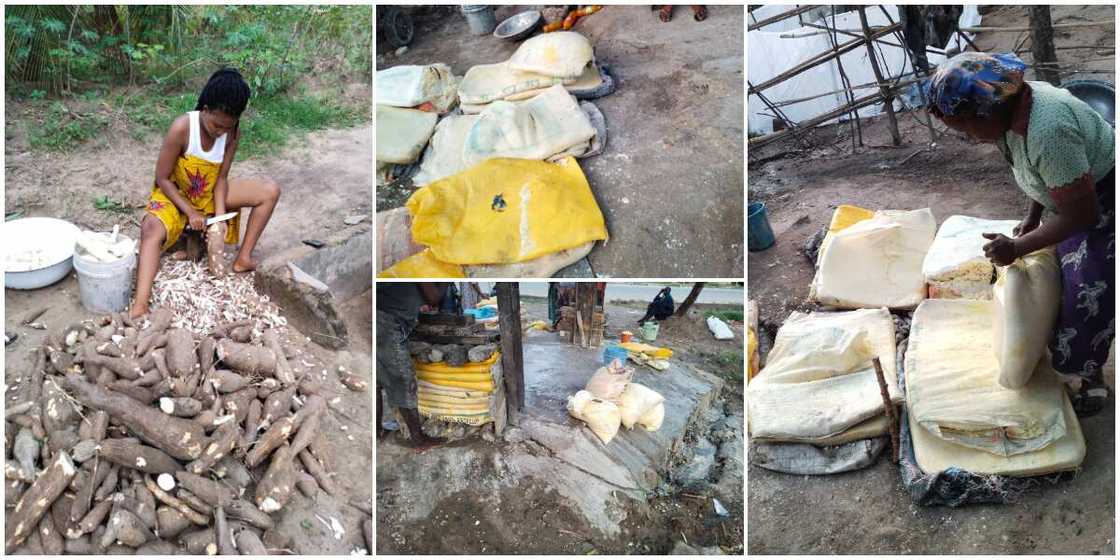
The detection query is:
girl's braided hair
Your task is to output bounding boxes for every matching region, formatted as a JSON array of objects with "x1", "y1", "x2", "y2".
[{"x1": 195, "y1": 68, "x2": 251, "y2": 118}]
